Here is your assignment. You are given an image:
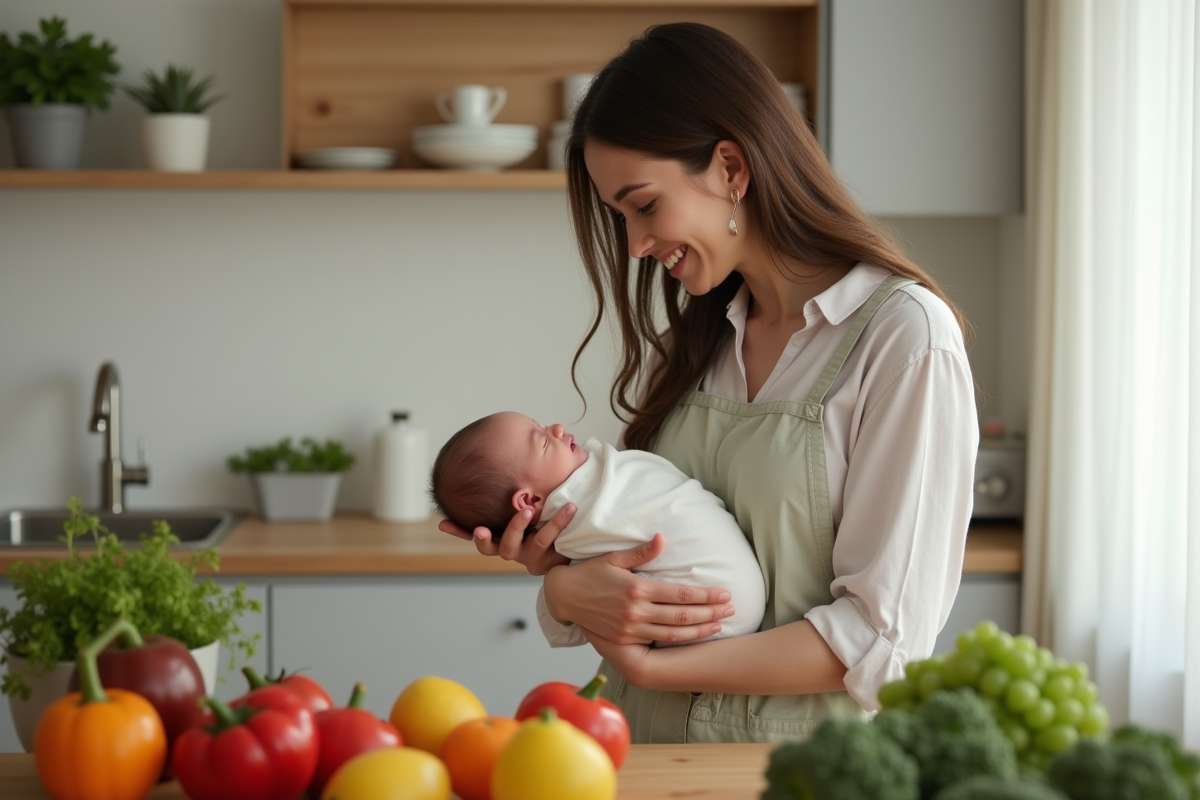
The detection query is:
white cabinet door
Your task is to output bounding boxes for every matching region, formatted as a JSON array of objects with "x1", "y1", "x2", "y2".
[
  {"x1": 933, "y1": 573, "x2": 1022, "y2": 656},
  {"x1": 211, "y1": 580, "x2": 270, "y2": 703},
  {"x1": 271, "y1": 576, "x2": 602, "y2": 719},
  {"x1": 829, "y1": 0, "x2": 1024, "y2": 215},
  {"x1": 0, "y1": 584, "x2": 19, "y2": 753}
]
